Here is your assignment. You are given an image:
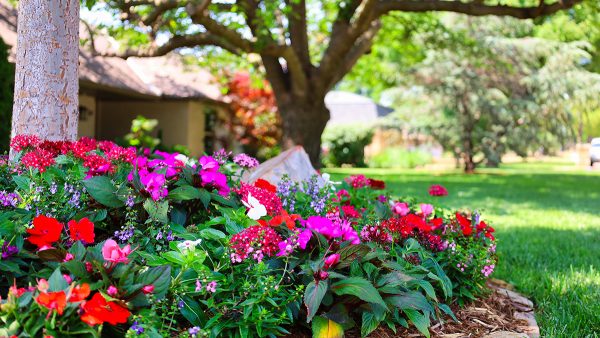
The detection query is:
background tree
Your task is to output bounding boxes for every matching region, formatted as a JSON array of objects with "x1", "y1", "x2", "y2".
[
  {"x1": 86, "y1": 0, "x2": 583, "y2": 166},
  {"x1": 409, "y1": 17, "x2": 600, "y2": 172},
  {"x1": 10, "y1": 0, "x2": 79, "y2": 146}
]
